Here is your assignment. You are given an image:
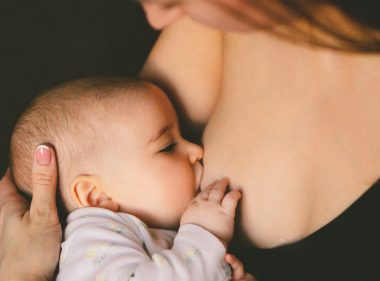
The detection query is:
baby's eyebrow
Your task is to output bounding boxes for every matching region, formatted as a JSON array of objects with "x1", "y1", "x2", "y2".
[{"x1": 147, "y1": 125, "x2": 171, "y2": 145}]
